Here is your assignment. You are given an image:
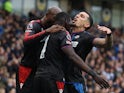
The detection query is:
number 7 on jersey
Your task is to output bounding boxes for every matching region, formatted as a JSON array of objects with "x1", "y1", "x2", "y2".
[{"x1": 40, "y1": 35, "x2": 50, "y2": 59}]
